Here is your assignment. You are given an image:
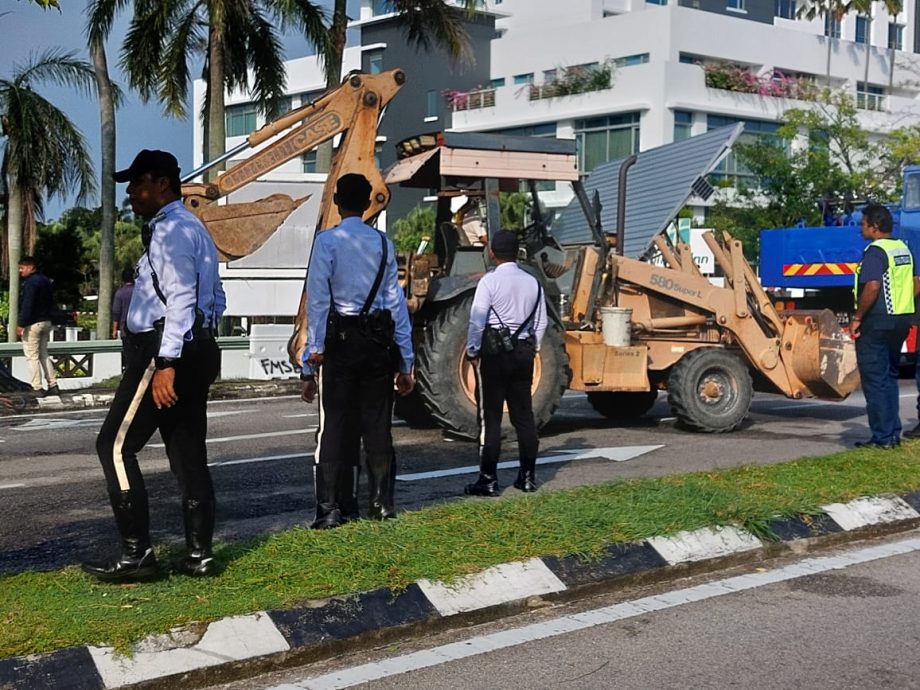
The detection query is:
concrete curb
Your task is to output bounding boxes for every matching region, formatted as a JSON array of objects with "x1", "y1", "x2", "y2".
[{"x1": 4, "y1": 491, "x2": 920, "y2": 689}]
